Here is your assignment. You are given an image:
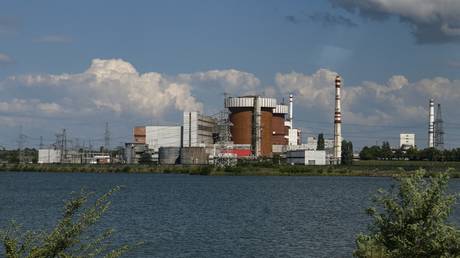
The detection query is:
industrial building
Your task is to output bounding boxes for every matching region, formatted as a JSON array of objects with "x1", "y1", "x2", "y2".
[
  {"x1": 145, "y1": 126, "x2": 183, "y2": 152},
  {"x1": 400, "y1": 133, "x2": 416, "y2": 149},
  {"x1": 38, "y1": 149, "x2": 61, "y2": 164},
  {"x1": 124, "y1": 143, "x2": 149, "y2": 164},
  {"x1": 133, "y1": 126, "x2": 146, "y2": 144},
  {"x1": 286, "y1": 150, "x2": 327, "y2": 165},
  {"x1": 183, "y1": 111, "x2": 217, "y2": 147},
  {"x1": 272, "y1": 104, "x2": 289, "y2": 153},
  {"x1": 224, "y1": 95, "x2": 301, "y2": 157},
  {"x1": 225, "y1": 96, "x2": 277, "y2": 157}
]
